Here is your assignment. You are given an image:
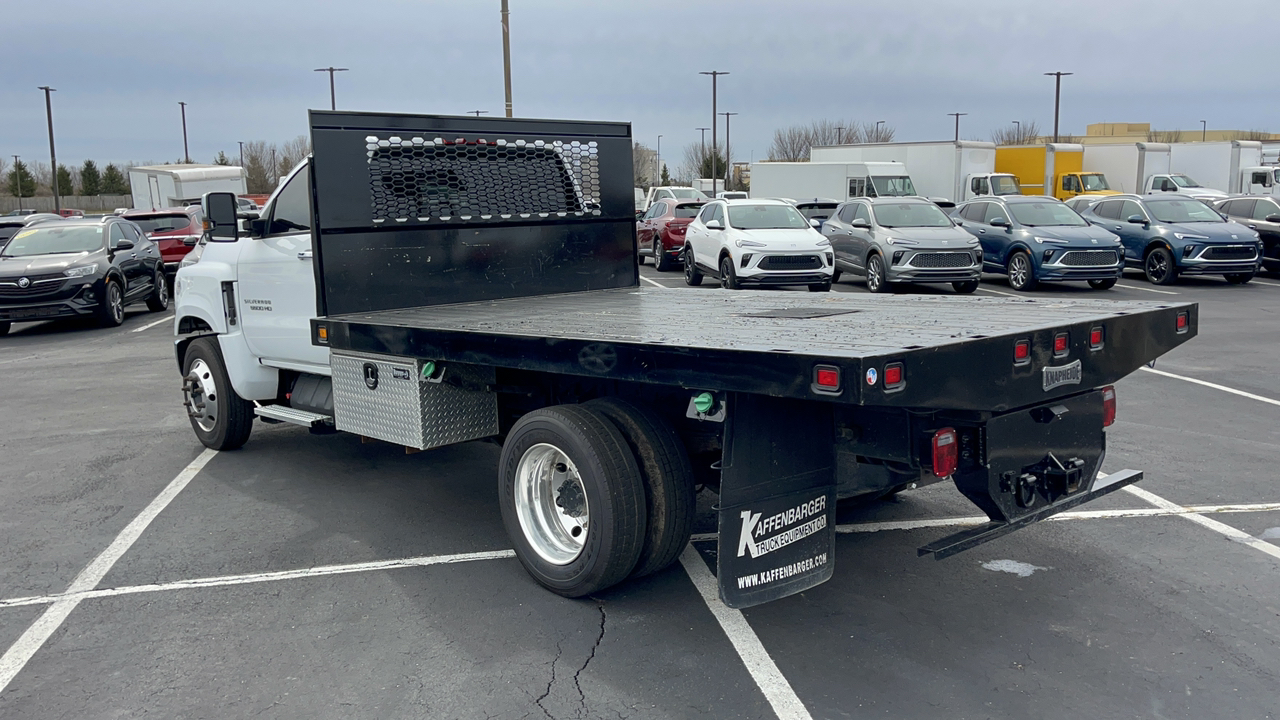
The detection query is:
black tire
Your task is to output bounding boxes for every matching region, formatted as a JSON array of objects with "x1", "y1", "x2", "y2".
[
  {"x1": 654, "y1": 238, "x2": 675, "y2": 272},
  {"x1": 1225, "y1": 272, "x2": 1254, "y2": 285},
  {"x1": 1088, "y1": 278, "x2": 1117, "y2": 290},
  {"x1": 0, "y1": 322, "x2": 10, "y2": 336},
  {"x1": 808, "y1": 281, "x2": 832, "y2": 292},
  {"x1": 182, "y1": 337, "x2": 254, "y2": 451},
  {"x1": 866, "y1": 253, "x2": 889, "y2": 293},
  {"x1": 499, "y1": 405, "x2": 647, "y2": 597},
  {"x1": 720, "y1": 256, "x2": 739, "y2": 290},
  {"x1": 586, "y1": 398, "x2": 695, "y2": 578},
  {"x1": 146, "y1": 270, "x2": 170, "y2": 312},
  {"x1": 98, "y1": 279, "x2": 125, "y2": 327},
  {"x1": 952, "y1": 280, "x2": 979, "y2": 294},
  {"x1": 683, "y1": 249, "x2": 703, "y2": 286},
  {"x1": 831, "y1": 269, "x2": 842, "y2": 283},
  {"x1": 1006, "y1": 250, "x2": 1038, "y2": 291},
  {"x1": 1144, "y1": 246, "x2": 1178, "y2": 285}
]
